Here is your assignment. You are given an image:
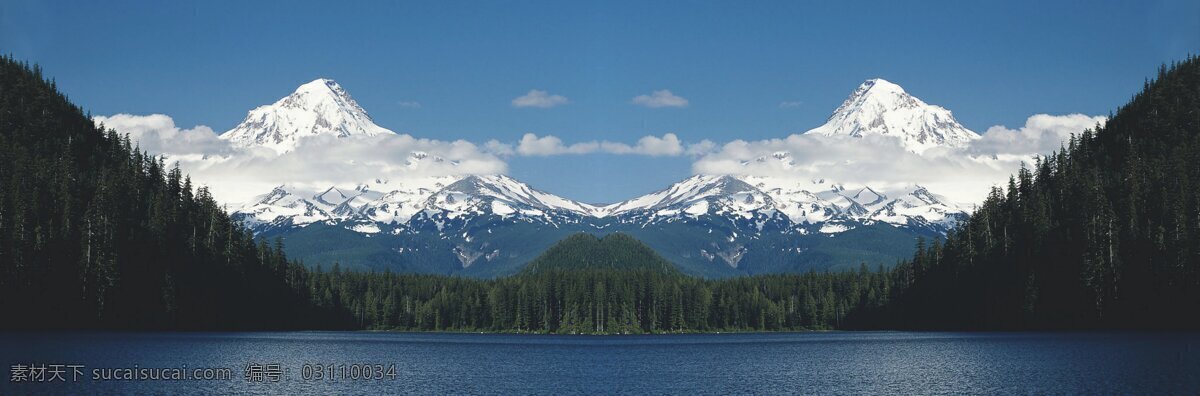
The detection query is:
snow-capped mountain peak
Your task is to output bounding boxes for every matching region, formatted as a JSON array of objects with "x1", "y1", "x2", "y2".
[
  {"x1": 429, "y1": 175, "x2": 603, "y2": 218},
  {"x1": 220, "y1": 78, "x2": 394, "y2": 153},
  {"x1": 603, "y1": 175, "x2": 765, "y2": 215},
  {"x1": 805, "y1": 78, "x2": 978, "y2": 153}
]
